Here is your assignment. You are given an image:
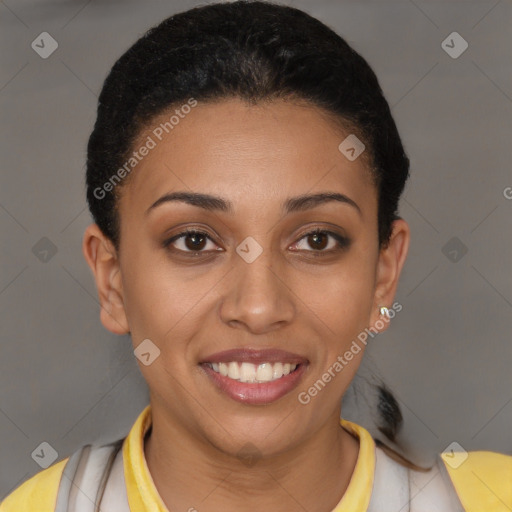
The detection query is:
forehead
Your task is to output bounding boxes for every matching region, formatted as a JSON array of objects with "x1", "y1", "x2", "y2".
[{"x1": 119, "y1": 98, "x2": 376, "y2": 217}]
